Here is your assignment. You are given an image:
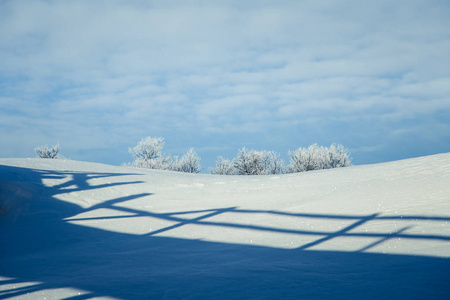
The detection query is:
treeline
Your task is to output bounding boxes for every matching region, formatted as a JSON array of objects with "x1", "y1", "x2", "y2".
[
  {"x1": 35, "y1": 137, "x2": 352, "y2": 175},
  {"x1": 127, "y1": 137, "x2": 351, "y2": 174},
  {"x1": 211, "y1": 144, "x2": 351, "y2": 175}
]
